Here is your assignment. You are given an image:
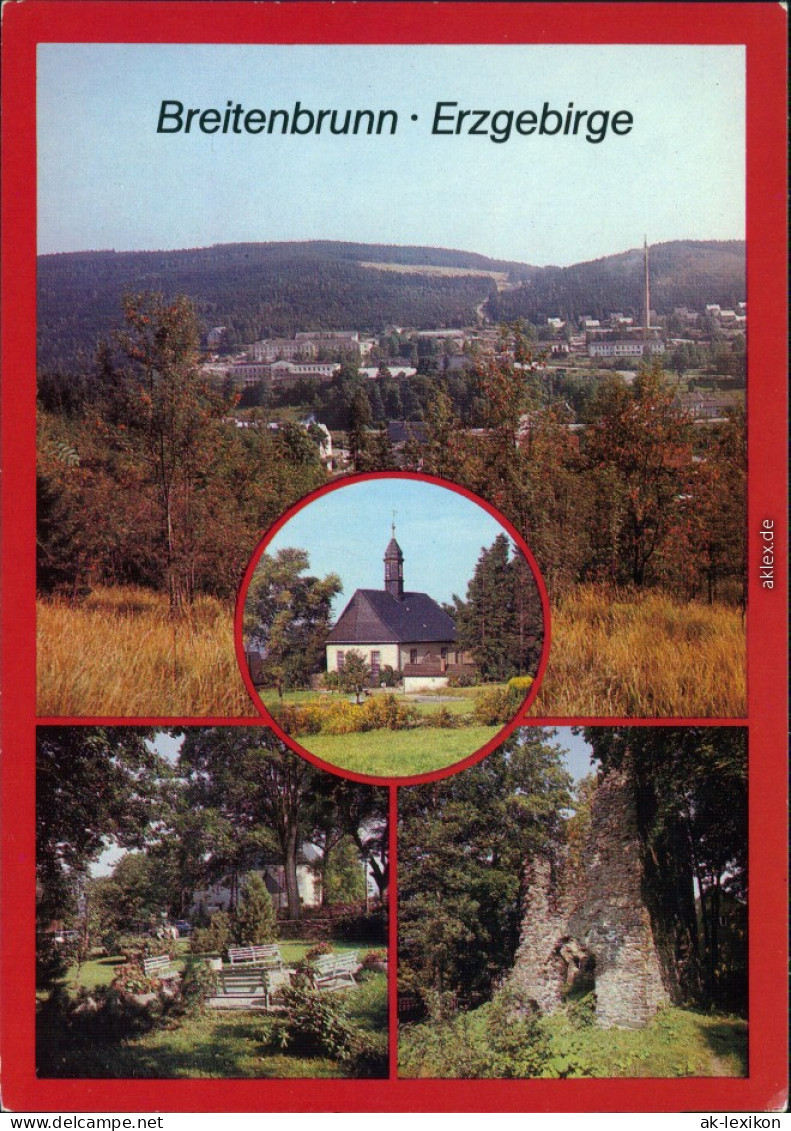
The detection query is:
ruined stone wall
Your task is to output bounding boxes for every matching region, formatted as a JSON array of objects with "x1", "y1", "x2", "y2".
[
  {"x1": 508, "y1": 855, "x2": 569, "y2": 1013},
  {"x1": 509, "y1": 760, "x2": 670, "y2": 1029}
]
